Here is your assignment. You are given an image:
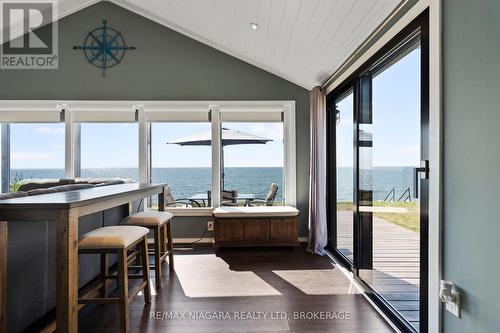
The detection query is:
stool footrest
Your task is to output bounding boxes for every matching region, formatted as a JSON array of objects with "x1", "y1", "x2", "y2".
[
  {"x1": 104, "y1": 274, "x2": 145, "y2": 280},
  {"x1": 79, "y1": 297, "x2": 120, "y2": 304},
  {"x1": 128, "y1": 281, "x2": 149, "y2": 304},
  {"x1": 147, "y1": 250, "x2": 172, "y2": 255},
  {"x1": 129, "y1": 265, "x2": 160, "y2": 270}
]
